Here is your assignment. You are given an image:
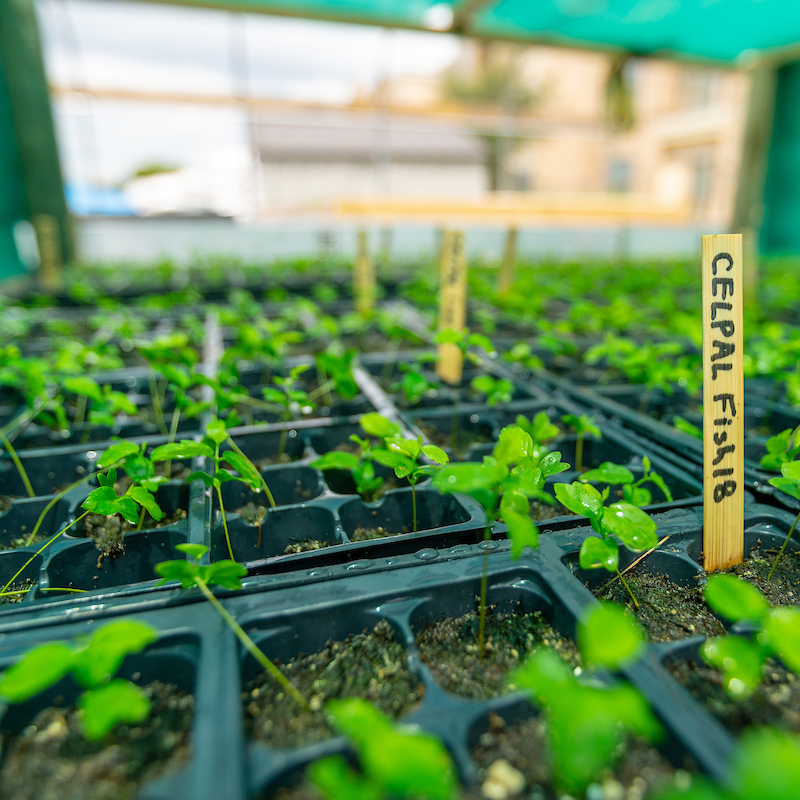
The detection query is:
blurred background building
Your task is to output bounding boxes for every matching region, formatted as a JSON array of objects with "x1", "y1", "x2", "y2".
[{"x1": 1, "y1": 0, "x2": 797, "y2": 278}]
